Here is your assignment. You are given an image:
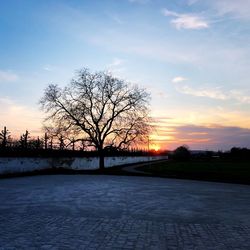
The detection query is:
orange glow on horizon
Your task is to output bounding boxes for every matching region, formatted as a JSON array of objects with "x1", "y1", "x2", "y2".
[{"x1": 150, "y1": 144, "x2": 160, "y2": 152}]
